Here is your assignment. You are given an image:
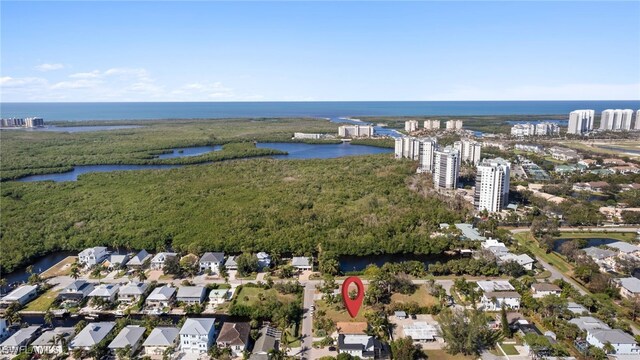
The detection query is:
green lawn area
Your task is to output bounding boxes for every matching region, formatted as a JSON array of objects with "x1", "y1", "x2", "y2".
[
  {"x1": 284, "y1": 323, "x2": 301, "y2": 348},
  {"x1": 390, "y1": 285, "x2": 438, "y2": 307},
  {"x1": 556, "y1": 232, "x2": 637, "y2": 242},
  {"x1": 23, "y1": 289, "x2": 59, "y2": 312},
  {"x1": 233, "y1": 286, "x2": 296, "y2": 306},
  {"x1": 424, "y1": 350, "x2": 476, "y2": 360},
  {"x1": 315, "y1": 299, "x2": 370, "y2": 323},
  {"x1": 514, "y1": 232, "x2": 573, "y2": 273},
  {"x1": 499, "y1": 343, "x2": 519, "y2": 355}
]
